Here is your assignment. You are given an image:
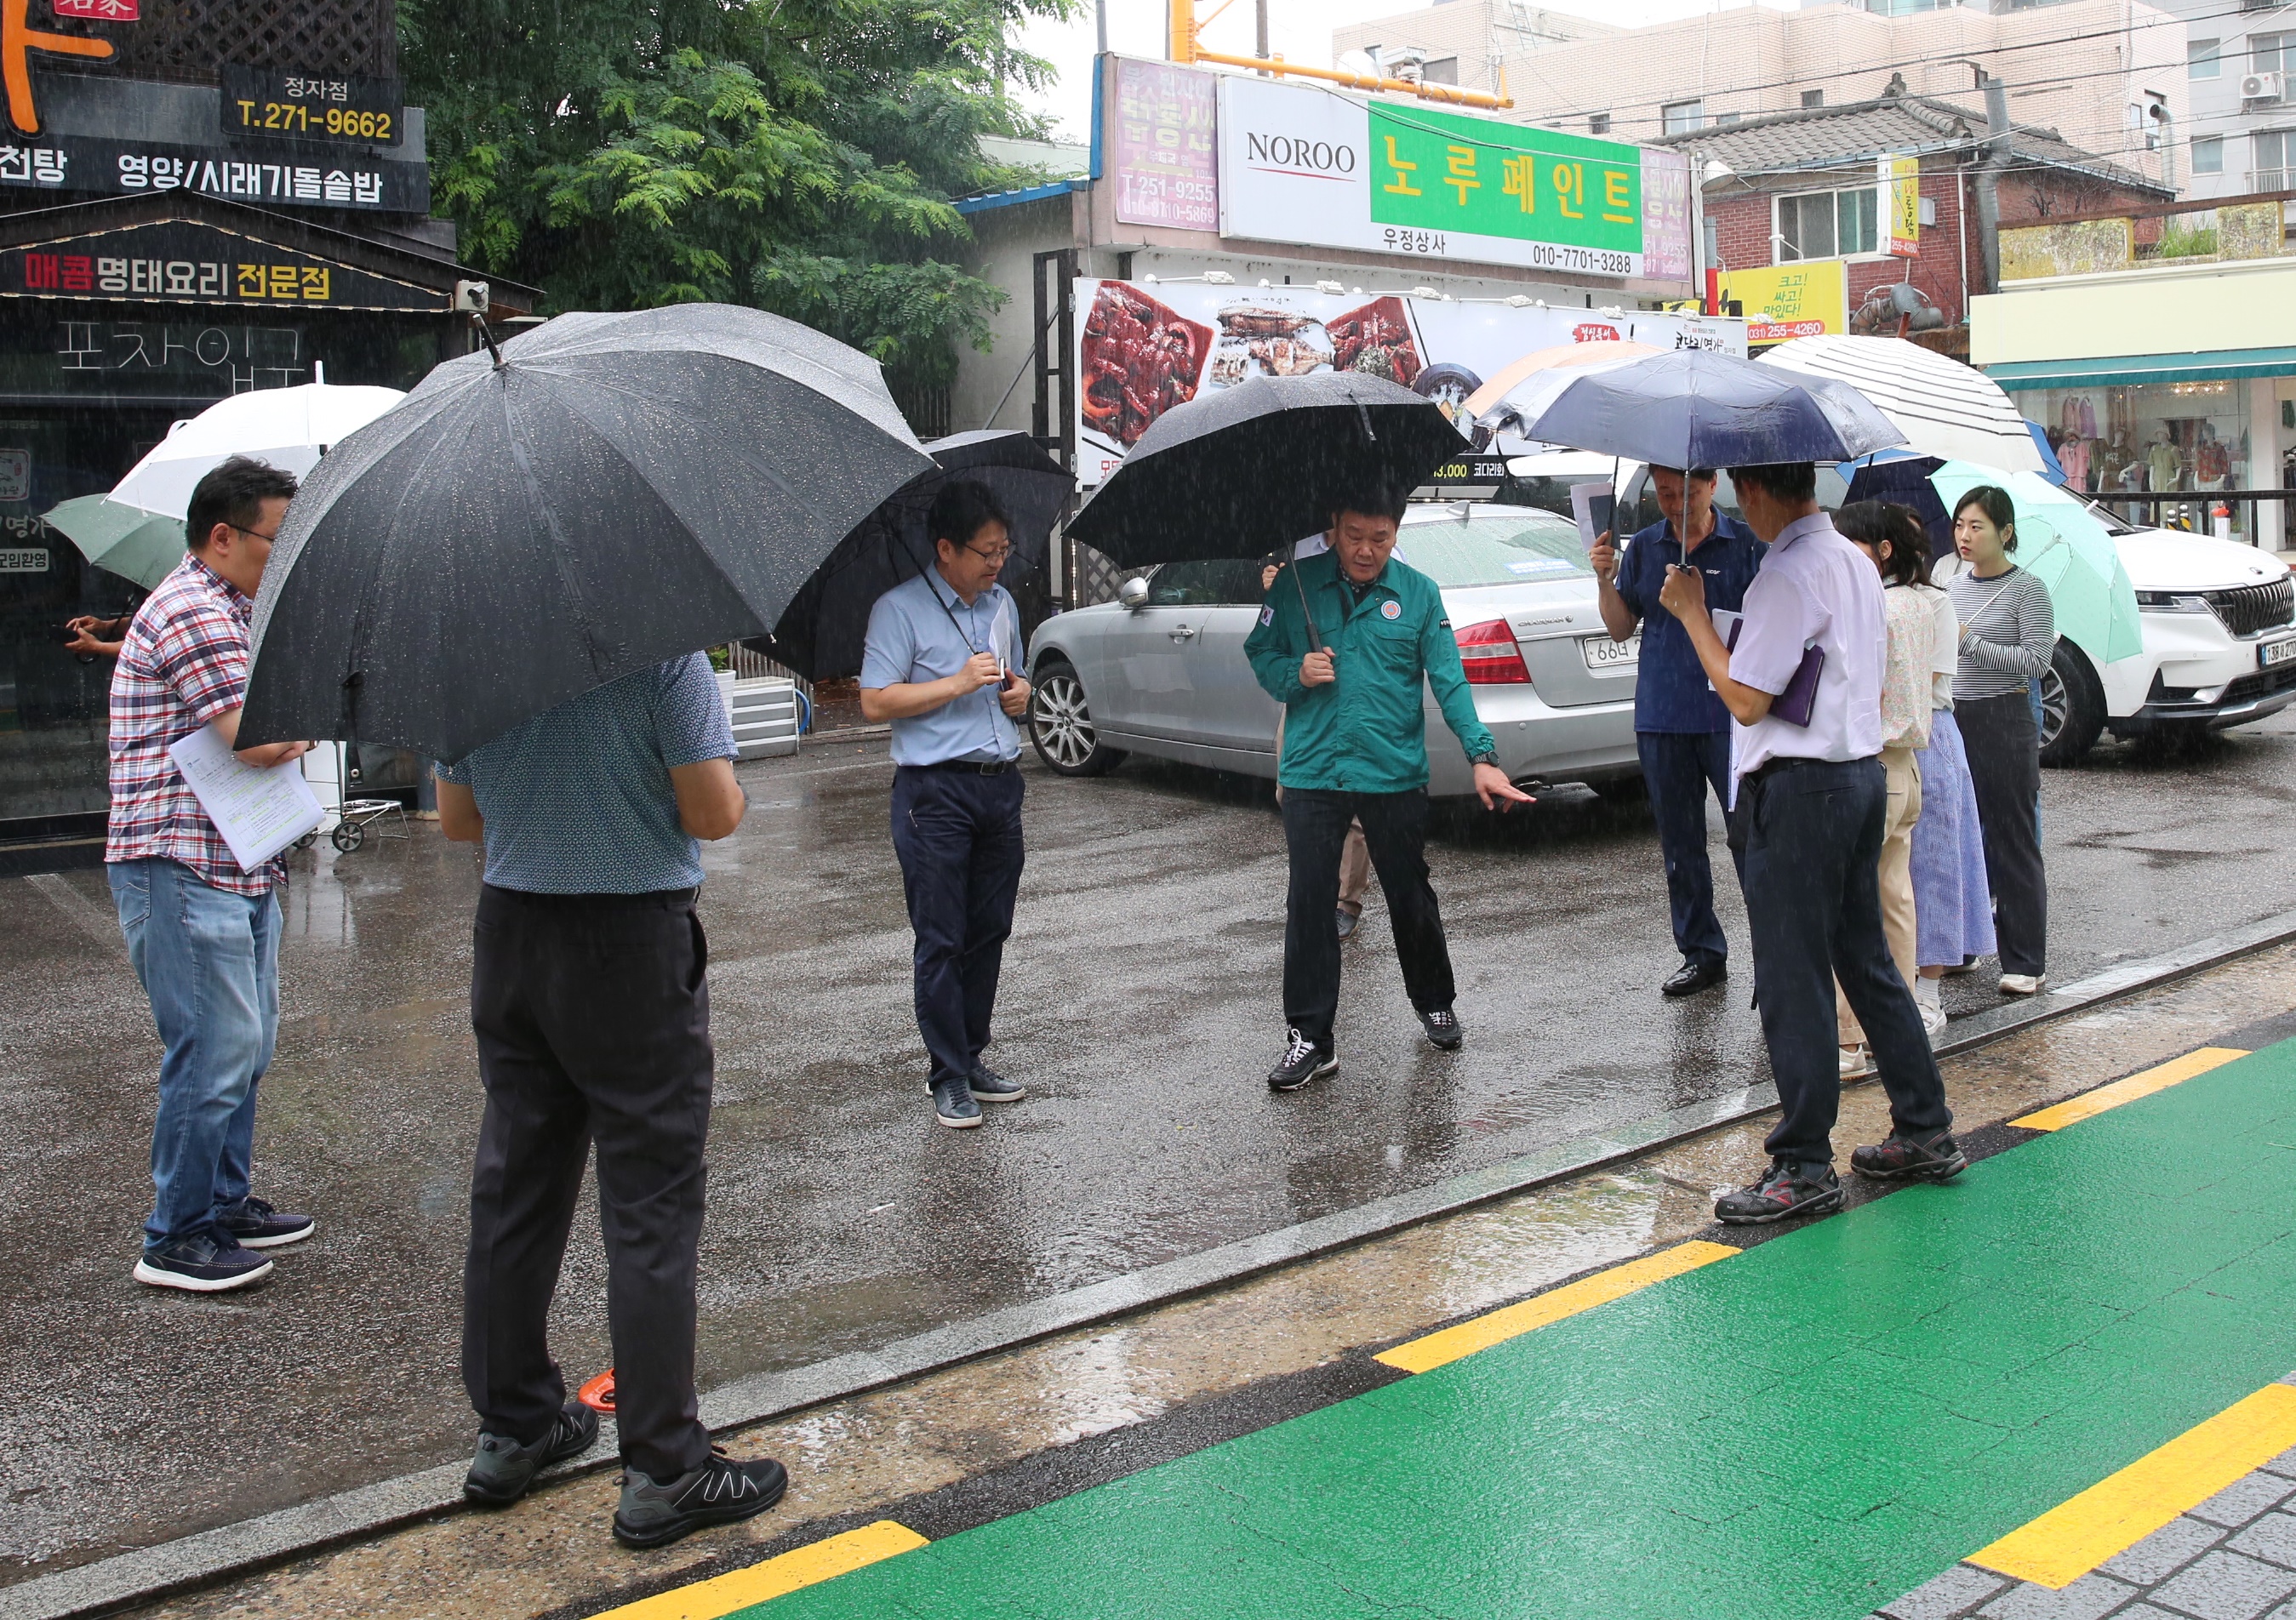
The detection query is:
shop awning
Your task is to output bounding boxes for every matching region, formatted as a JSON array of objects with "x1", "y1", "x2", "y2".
[{"x1": 1984, "y1": 347, "x2": 2296, "y2": 391}]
